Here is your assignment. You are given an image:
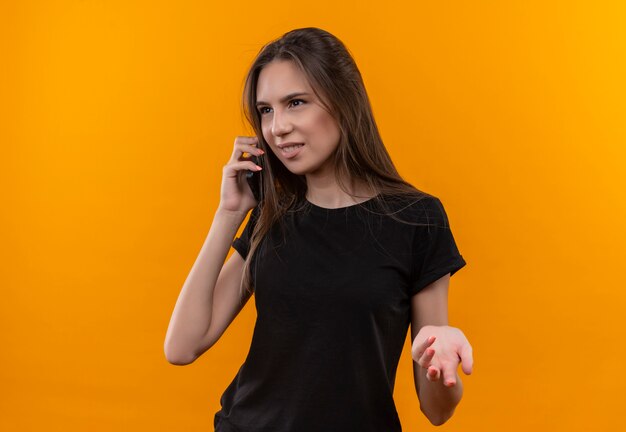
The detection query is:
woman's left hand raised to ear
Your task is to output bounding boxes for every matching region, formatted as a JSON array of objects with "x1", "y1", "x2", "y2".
[{"x1": 412, "y1": 325, "x2": 473, "y2": 387}]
